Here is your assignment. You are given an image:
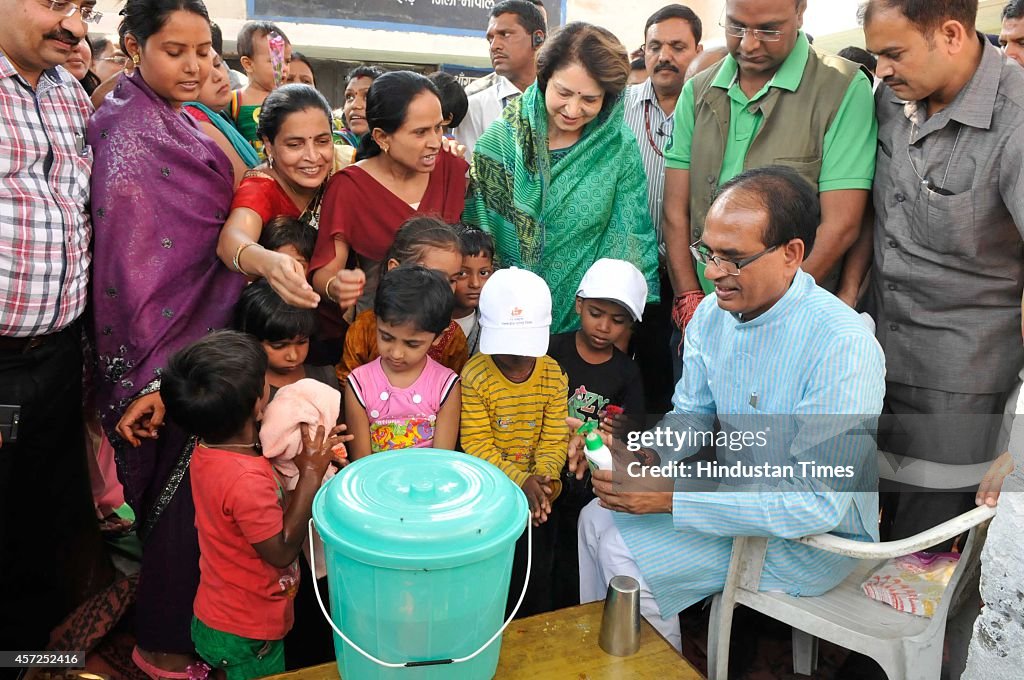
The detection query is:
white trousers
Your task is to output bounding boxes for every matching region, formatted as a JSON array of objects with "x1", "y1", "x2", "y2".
[{"x1": 577, "y1": 499, "x2": 682, "y2": 650}]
